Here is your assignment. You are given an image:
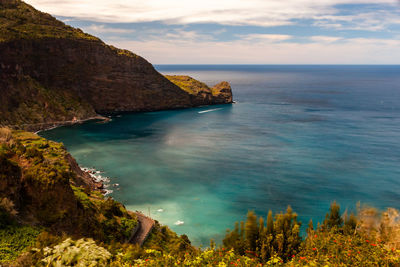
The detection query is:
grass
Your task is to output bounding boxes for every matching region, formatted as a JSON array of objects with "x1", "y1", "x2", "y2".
[
  {"x1": 165, "y1": 75, "x2": 212, "y2": 95},
  {"x1": 0, "y1": 224, "x2": 41, "y2": 263}
]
